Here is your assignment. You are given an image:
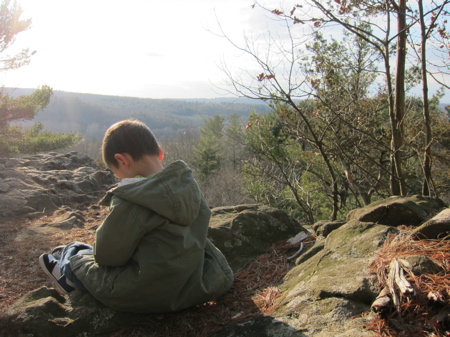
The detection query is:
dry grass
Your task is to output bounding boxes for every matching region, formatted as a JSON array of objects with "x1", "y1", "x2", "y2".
[
  {"x1": 0, "y1": 207, "x2": 315, "y2": 336},
  {"x1": 367, "y1": 233, "x2": 450, "y2": 337}
]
